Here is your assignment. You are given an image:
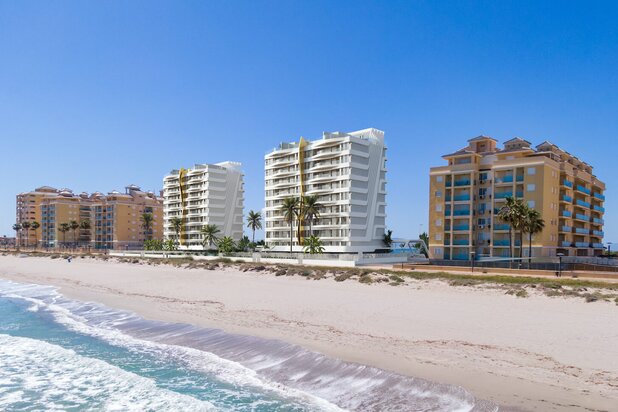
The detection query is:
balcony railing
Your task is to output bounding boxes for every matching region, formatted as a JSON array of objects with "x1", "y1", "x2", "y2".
[
  {"x1": 453, "y1": 210, "x2": 470, "y2": 216},
  {"x1": 516, "y1": 175, "x2": 524, "y2": 182},
  {"x1": 454, "y1": 179, "x2": 471, "y2": 187},
  {"x1": 494, "y1": 192, "x2": 513, "y2": 199},
  {"x1": 515, "y1": 191, "x2": 524, "y2": 198},
  {"x1": 453, "y1": 224, "x2": 470, "y2": 231},
  {"x1": 561, "y1": 241, "x2": 572, "y2": 247},
  {"x1": 592, "y1": 230, "x2": 604, "y2": 237},
  {"x1": 593, "y1": 205, "x2": 605, "y2": 213},
  {"x1": 592, "y1": 243, "x2": 604, "y2": 249},
  {"x1": 561, "y1": 195, "x2": 572, "y2": 202},
  {"x1": 494, "y1": 239, "x2": 521, "y2": 246},
  {"x1": 495, "y1": 175, "x2": 513, "y2": 184},
  {"x1": 593, "y1": 217, "x2": 604, "y2": 224},
  {"x1": 593, "y1": 192, "x2": 605, "y2": 201},
  {"x1": 560, "y1": 226, "x2": 572, "y2": 232},
  {"x1": 576, "y1": 200, "x2": 591, "y2": 208},
  {"x1": 575, "y1": 242, "x2": 590, "y2": 248},
  {"x1": 575, "y1": 228, "x2": 589, "y2": 235},
  {"x1": 575, "y1": 213, "x2": 589, "y2": 221},
  {"x1": 561, "y1": 211, "x2": 572, "y2": 217},
  {"x1": 452, "y1": 239, "x2": 470, "y2": 246},
  {"x1": 453, "y1": 194, "x2": 471, "y2": 201},
  {"x1": 563, "y1": 180, "x2": 573, "y2": 188},
  {"x1": 494, "y1": 224, "x2": 510, "y2": 231},
  {"x1": 576, "y1": 185, "x2": 591, "y2": 195}
]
